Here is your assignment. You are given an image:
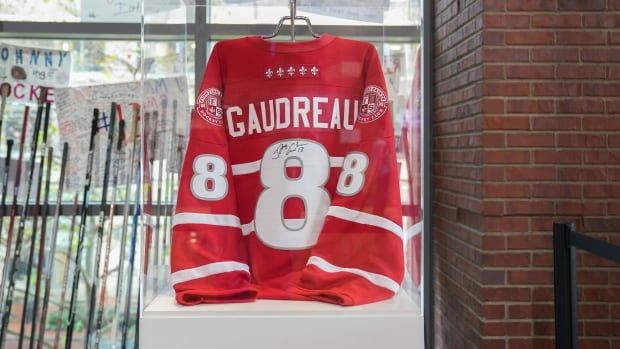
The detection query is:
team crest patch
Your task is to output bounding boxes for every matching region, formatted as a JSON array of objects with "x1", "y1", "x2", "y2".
[
  {"x1": 196, "y1": 88, "x2": 223, "y2": 126},
  {"x1": 359, "y1": 85, "x2": 388, "y2": 123}
]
